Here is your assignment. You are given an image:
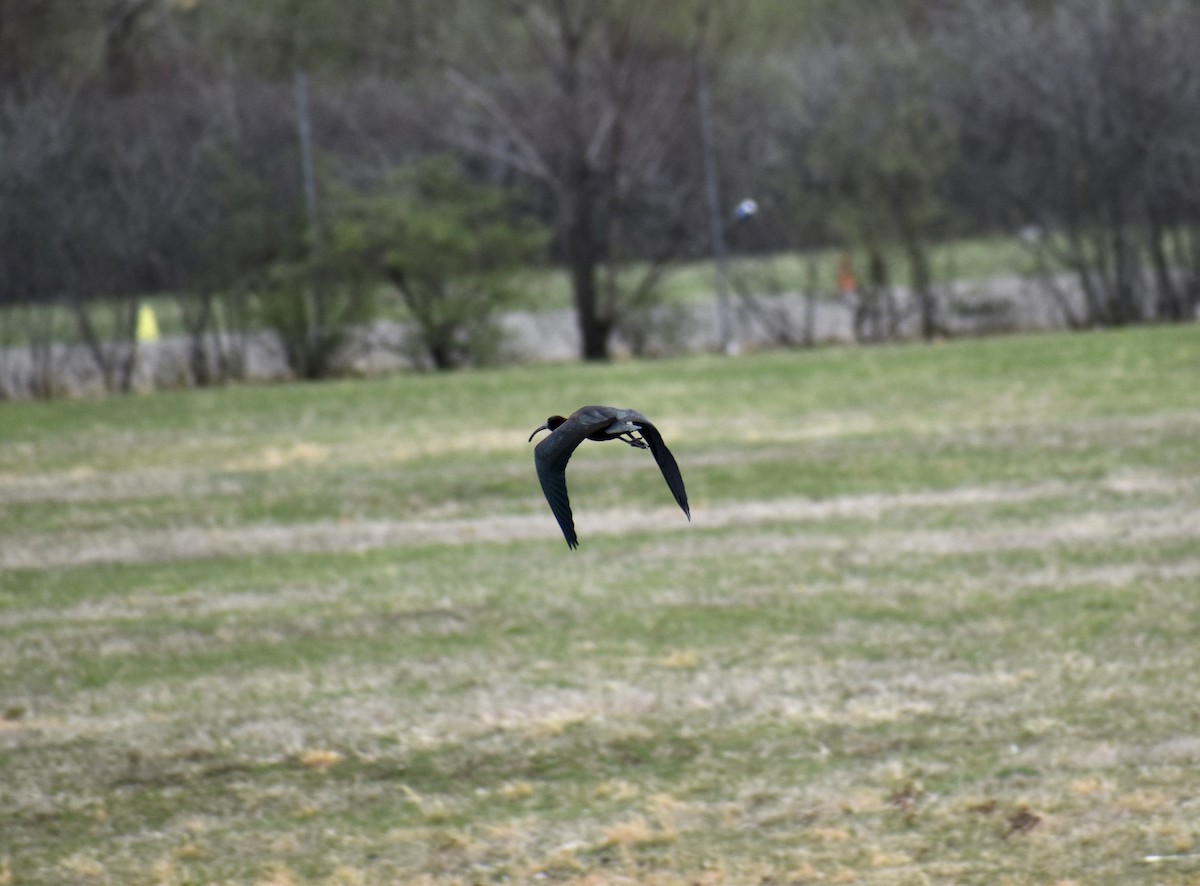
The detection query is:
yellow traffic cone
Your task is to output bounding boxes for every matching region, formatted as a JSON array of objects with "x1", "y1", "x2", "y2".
[{"x1": 137, "y1": 304, "x2": 160, "y2": 342}]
